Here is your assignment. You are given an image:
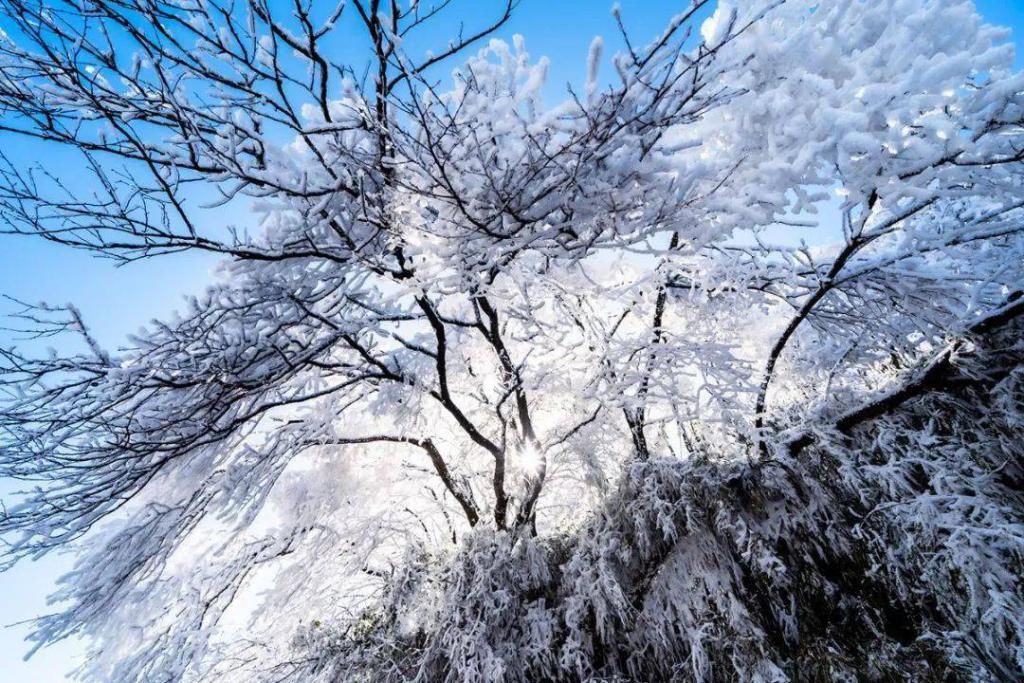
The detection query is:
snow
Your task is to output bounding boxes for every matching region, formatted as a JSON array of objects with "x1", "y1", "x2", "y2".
[{"x1": 0, "y1": 0, "x2": 1023, "y2": 680}]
